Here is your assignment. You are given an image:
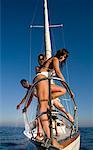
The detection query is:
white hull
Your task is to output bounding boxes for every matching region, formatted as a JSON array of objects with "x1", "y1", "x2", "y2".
[
  {"x1": 62, "y1": 134, "x2": 80, "y2": 150},
  {"x1": 23, "y1": 112, "x2": 80, "y2": 150},
  {"x1": 24, "y1": 130, "x2": 80, "y2": 150}
]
